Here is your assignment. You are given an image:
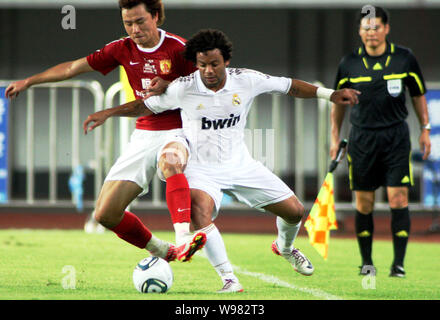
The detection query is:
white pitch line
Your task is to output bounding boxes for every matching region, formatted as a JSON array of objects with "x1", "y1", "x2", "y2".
[
  {"x1": 232, "y1": 265, "x2": 343, "y2": 300},
  {"x1": 196, "y1": 252, "x2": 343, "y2": 300}
]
